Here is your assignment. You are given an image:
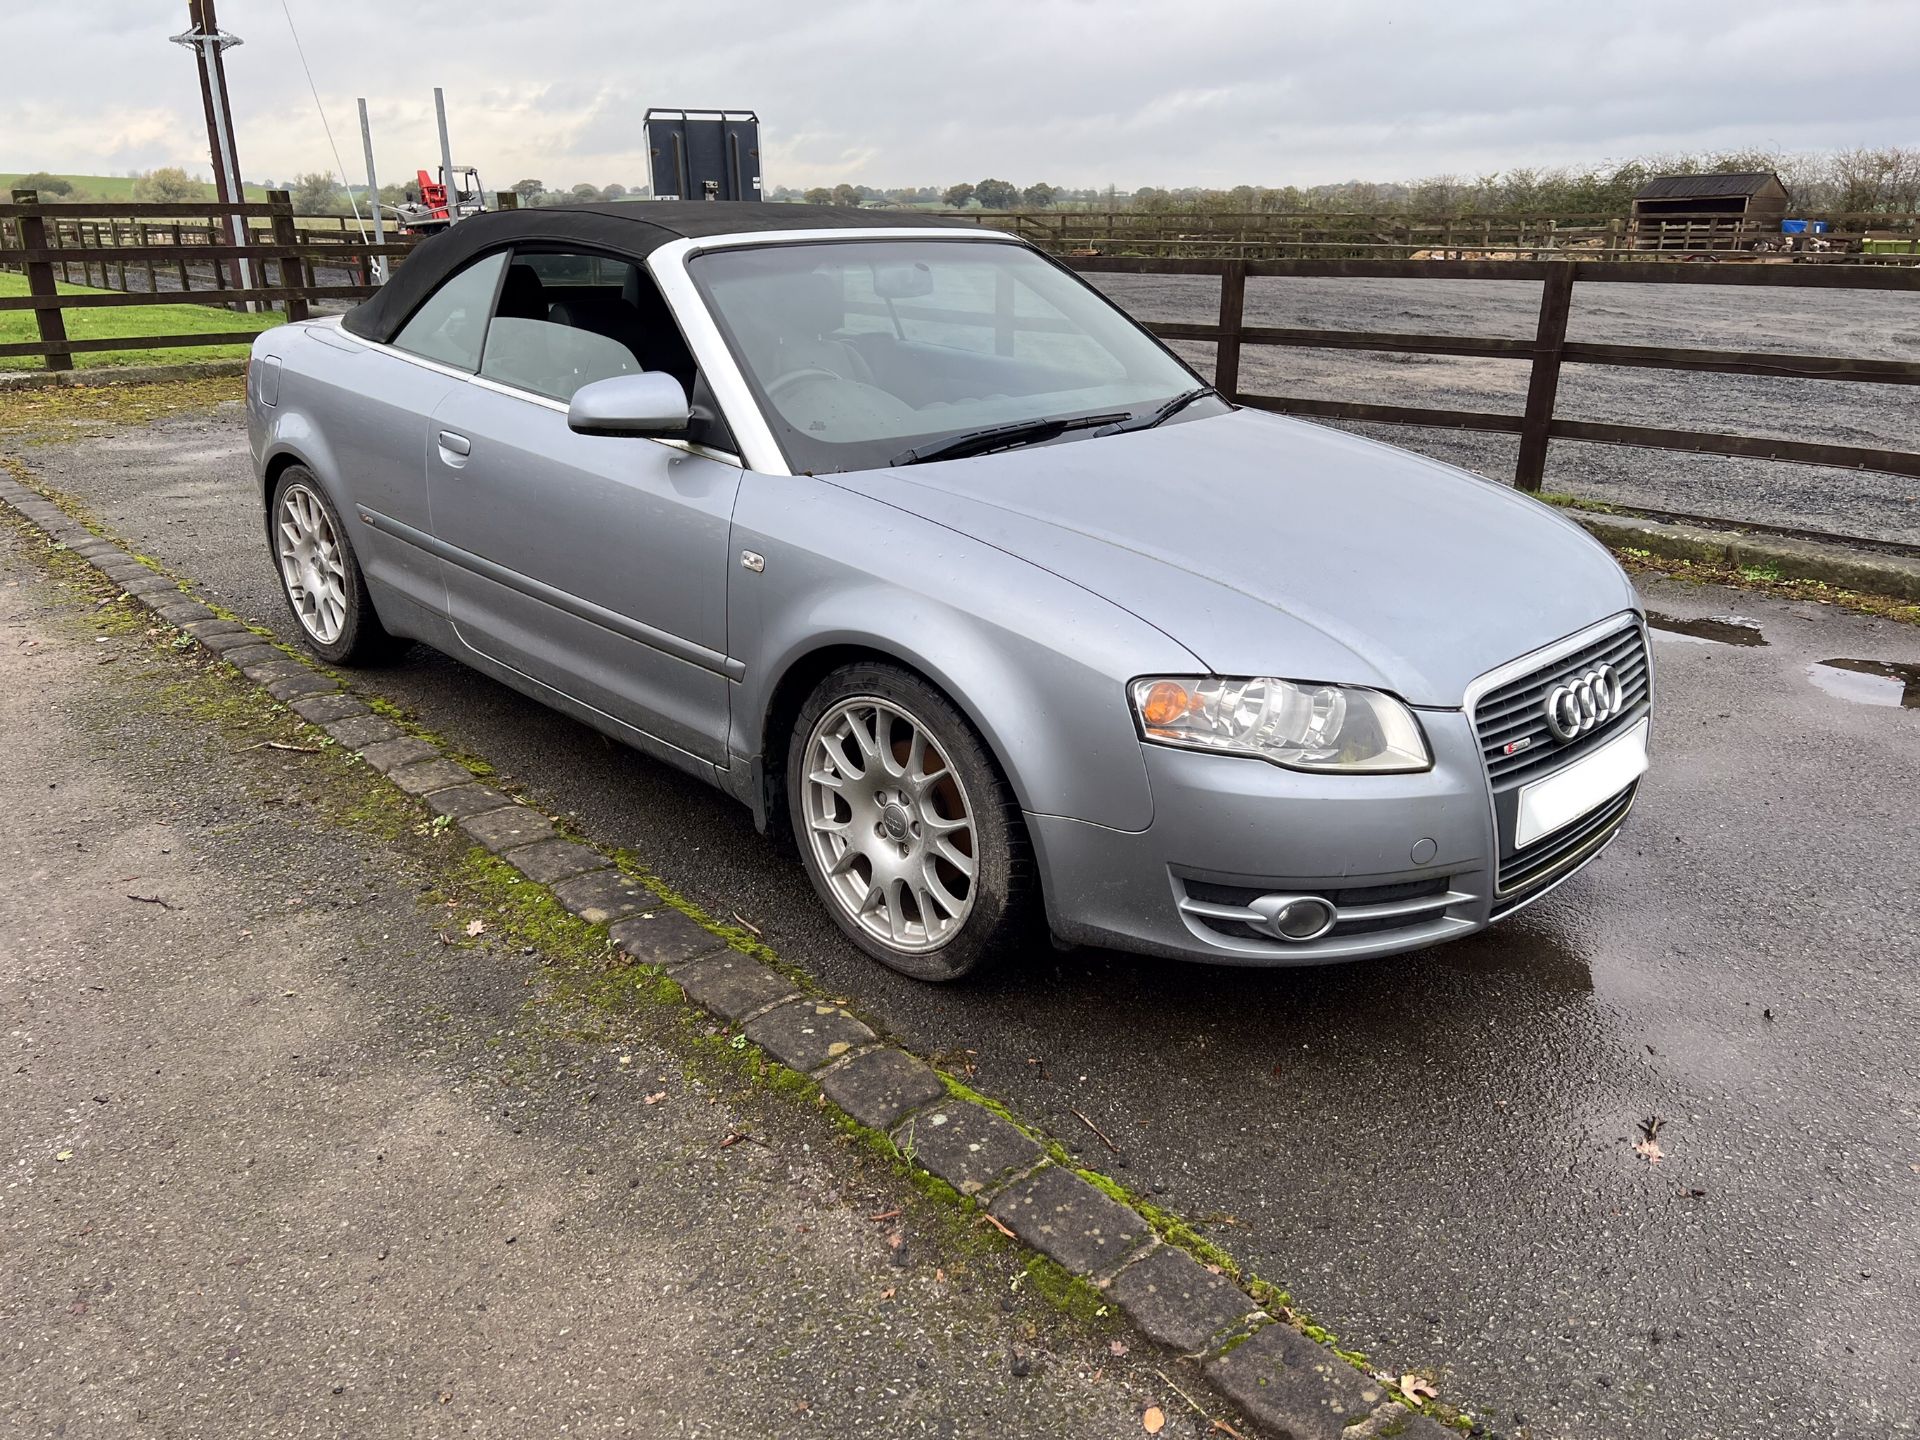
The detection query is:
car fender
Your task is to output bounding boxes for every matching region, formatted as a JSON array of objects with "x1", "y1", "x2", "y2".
[
  {"x1": 730, "y1": 472, "x2": 1202, "y2": 834},
  {"x1": 249, "y1": 332, "x2": 351, "y2": 527}
]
